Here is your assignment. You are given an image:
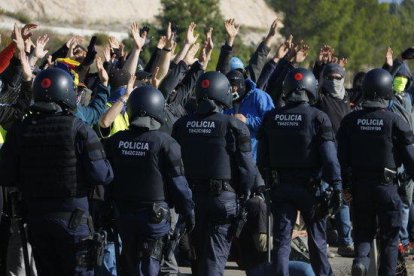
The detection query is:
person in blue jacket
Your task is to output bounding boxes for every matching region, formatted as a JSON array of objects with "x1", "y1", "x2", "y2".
[{"x1": 224, "y1": 70, "x2": 274, "y2": 162}]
